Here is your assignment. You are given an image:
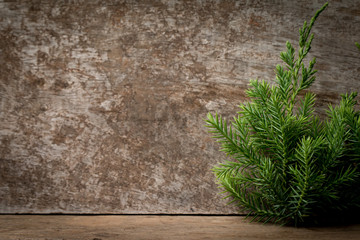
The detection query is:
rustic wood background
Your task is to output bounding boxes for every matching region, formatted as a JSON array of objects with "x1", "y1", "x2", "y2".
[{"x1": 0, "y1": 0, "x2": 359, "y2": 214}]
